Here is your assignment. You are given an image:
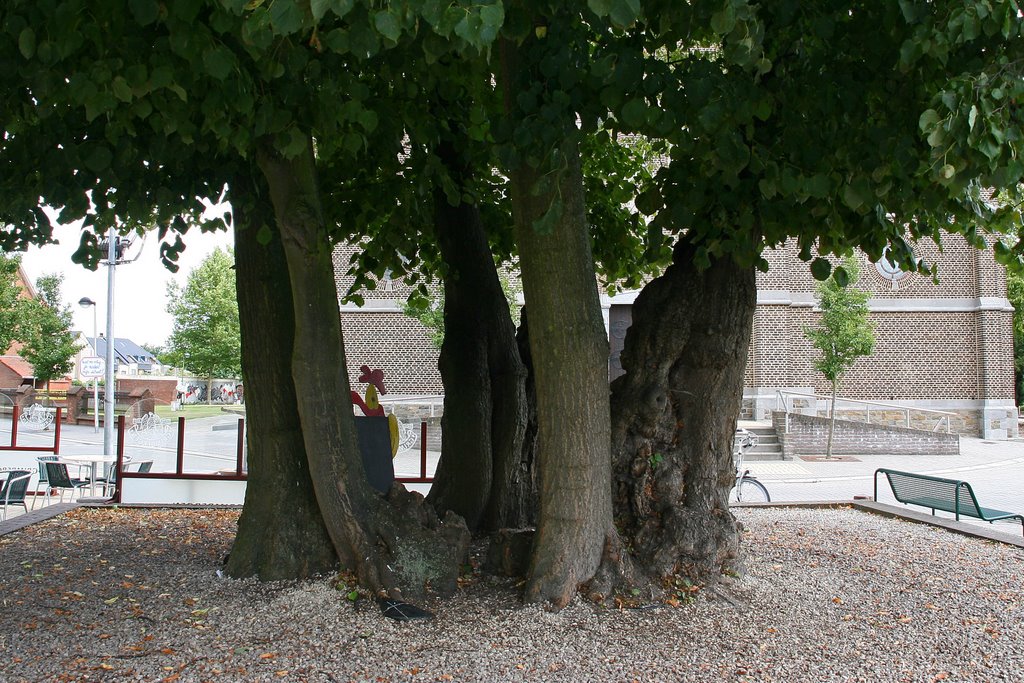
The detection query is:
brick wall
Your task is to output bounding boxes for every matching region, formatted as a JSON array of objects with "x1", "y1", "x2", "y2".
[
  {"x1": 772, "y1": 411, "x2": 960, "y2": 456},
  {"x1": 117, "y1": 377, "x2": 178, "y2": 405}
]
